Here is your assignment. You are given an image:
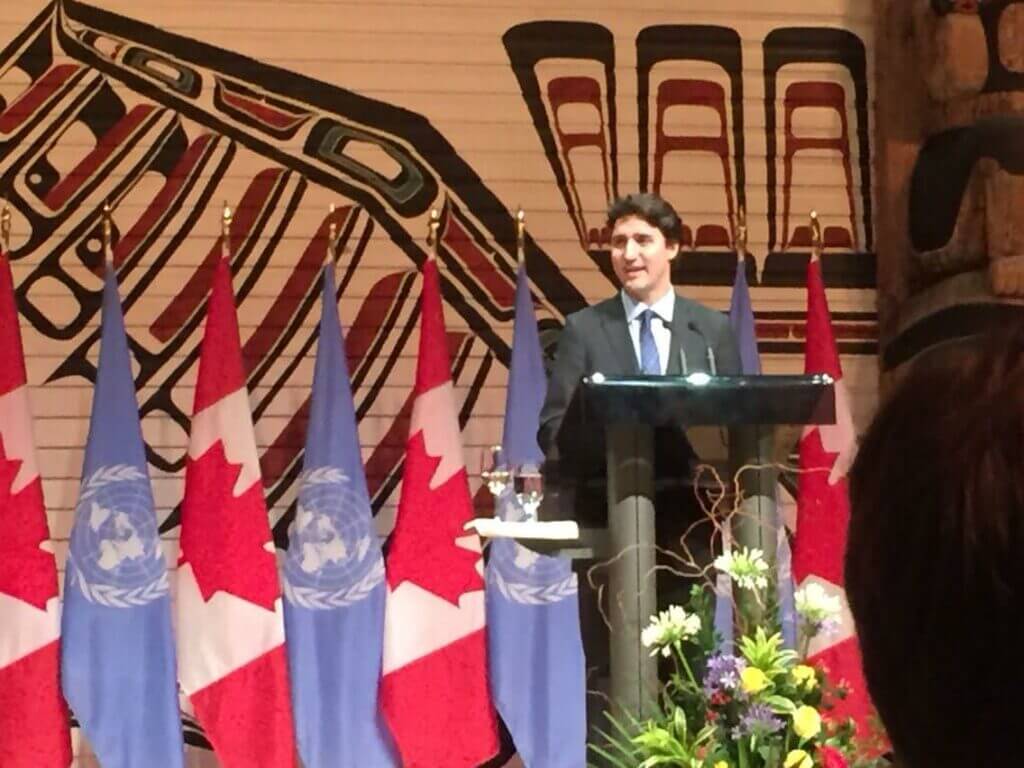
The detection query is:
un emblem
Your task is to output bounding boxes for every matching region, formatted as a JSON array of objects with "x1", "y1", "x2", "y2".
[
  {"x1": 283, "y1": 467, "x2": 384, "y2": 610},
  {"x1": 68, "y1": 465, "x2": 169, "y2": 608},
  {"x1": 487, "y1": 491, "x2": 577, "y2": 605}
]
